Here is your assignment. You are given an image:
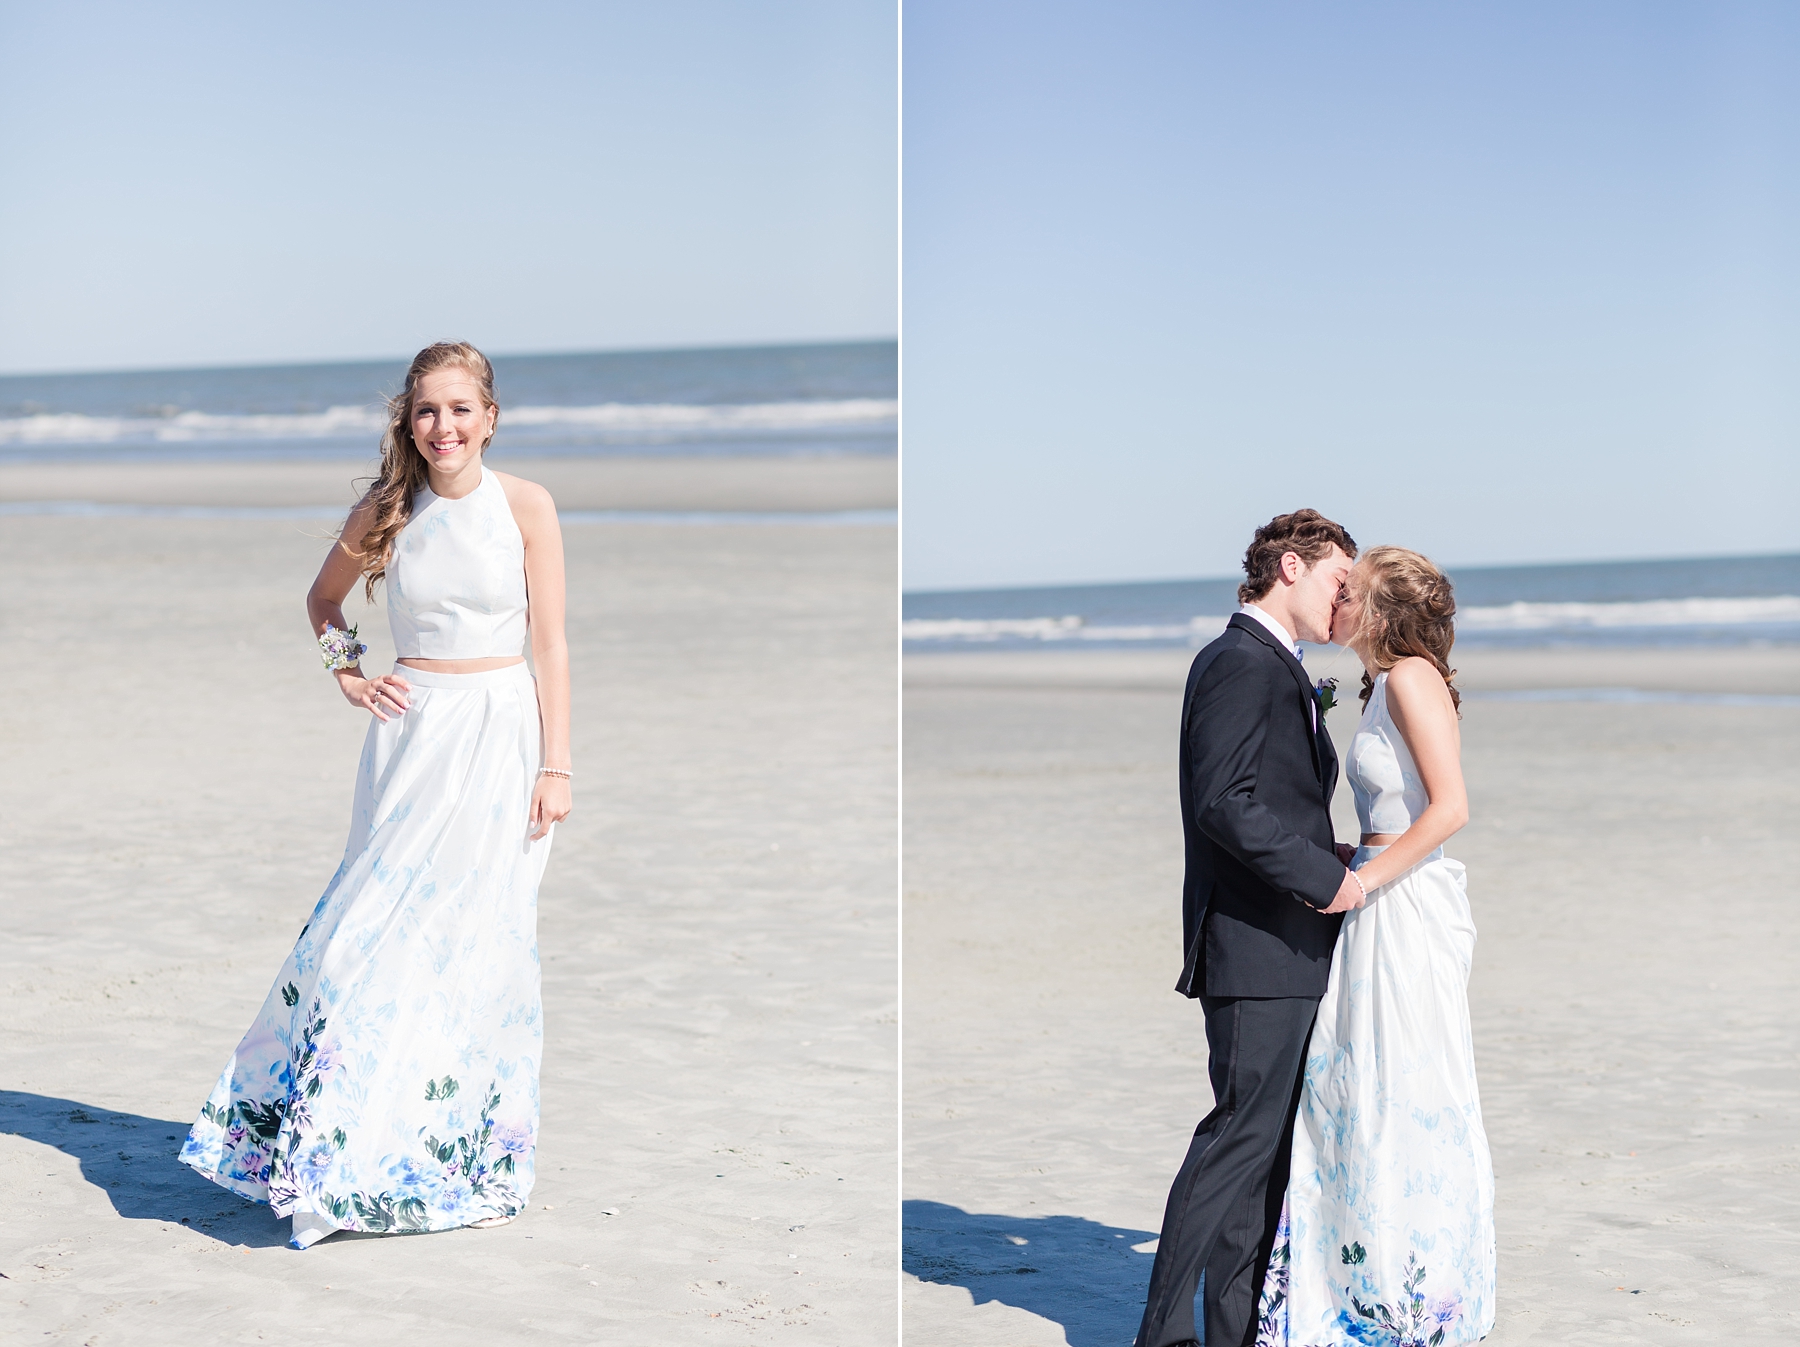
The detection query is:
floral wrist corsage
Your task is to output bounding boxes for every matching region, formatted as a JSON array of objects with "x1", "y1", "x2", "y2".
[{"x1": 318, "y1": 623, "x2": 368, "y2": 672}]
